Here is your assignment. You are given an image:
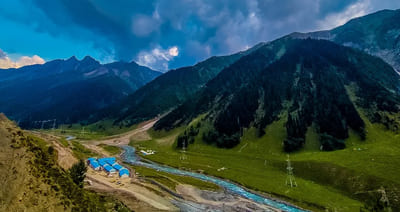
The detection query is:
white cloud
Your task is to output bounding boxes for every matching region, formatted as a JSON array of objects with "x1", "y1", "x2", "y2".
[
  {"x1": 0, "y1": 49, "x2": 45, "y2": 69},
  {"x1": 168, "y1": 46, "x2": 179, "y2": 57},
  {"x1": 137, "y1": 46, "x2": 179, "y2": 71},
  {"x1": 318, "y1": 0, "x2": 371, "y2": 30}
]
